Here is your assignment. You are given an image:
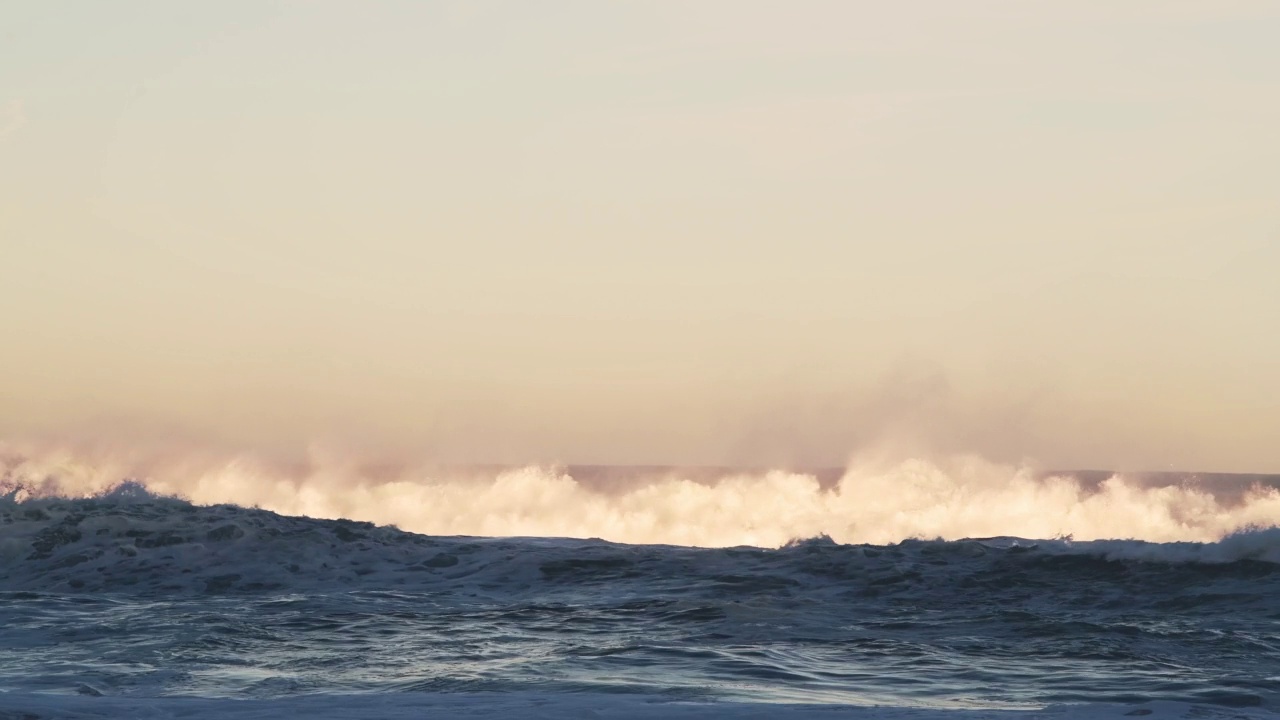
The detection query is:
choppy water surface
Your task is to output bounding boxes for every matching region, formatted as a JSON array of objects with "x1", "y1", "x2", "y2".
[{"x1": 2, "y1": 486, "x2": 1278, "y2": 715}]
